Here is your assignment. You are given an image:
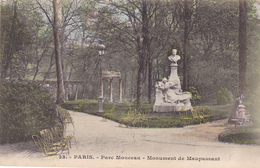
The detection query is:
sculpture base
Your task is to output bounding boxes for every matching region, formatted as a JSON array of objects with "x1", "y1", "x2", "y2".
[
  {"x1": 97, "y1": 97, "x2": 104, "y2": 115},
  {"x1": 153, "y1": 102, "x2": 191, "y2": 113}
]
